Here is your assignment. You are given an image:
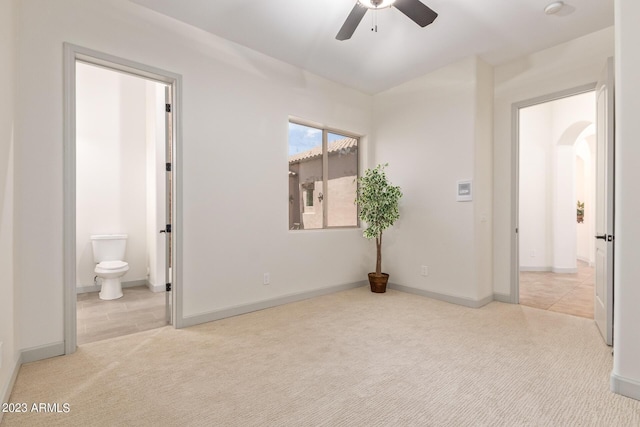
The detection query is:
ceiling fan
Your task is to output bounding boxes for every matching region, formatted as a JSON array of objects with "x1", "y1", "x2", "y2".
[{"x1": 336, "y1": 0, "x2": 438, "y2": 41}]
